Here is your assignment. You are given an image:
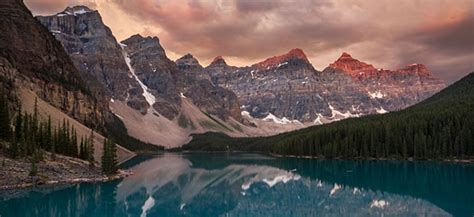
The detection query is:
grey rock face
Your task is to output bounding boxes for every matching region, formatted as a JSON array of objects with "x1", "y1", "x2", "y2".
[
  {"x1": 36, "y1": 6, "x2": 148, "y2": 113},
  {"x1": 175, "y1": 54, "x2": 243, "y2": 122},
  {"x1": 176, "y1": 54, "x2": 211, "y2": 81},
  {"x1": 35, "y1": 6, "x2": 445, "y2": 128},
  {"x1": 121, "y1": 34, "x2": 182, "y2": 119},
  {"x1": 121, "y1": 35, "x2": 243, "y2": 122},
  {"x1": 205, "y1": 50, "x2": 445, "y2": 123}
]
